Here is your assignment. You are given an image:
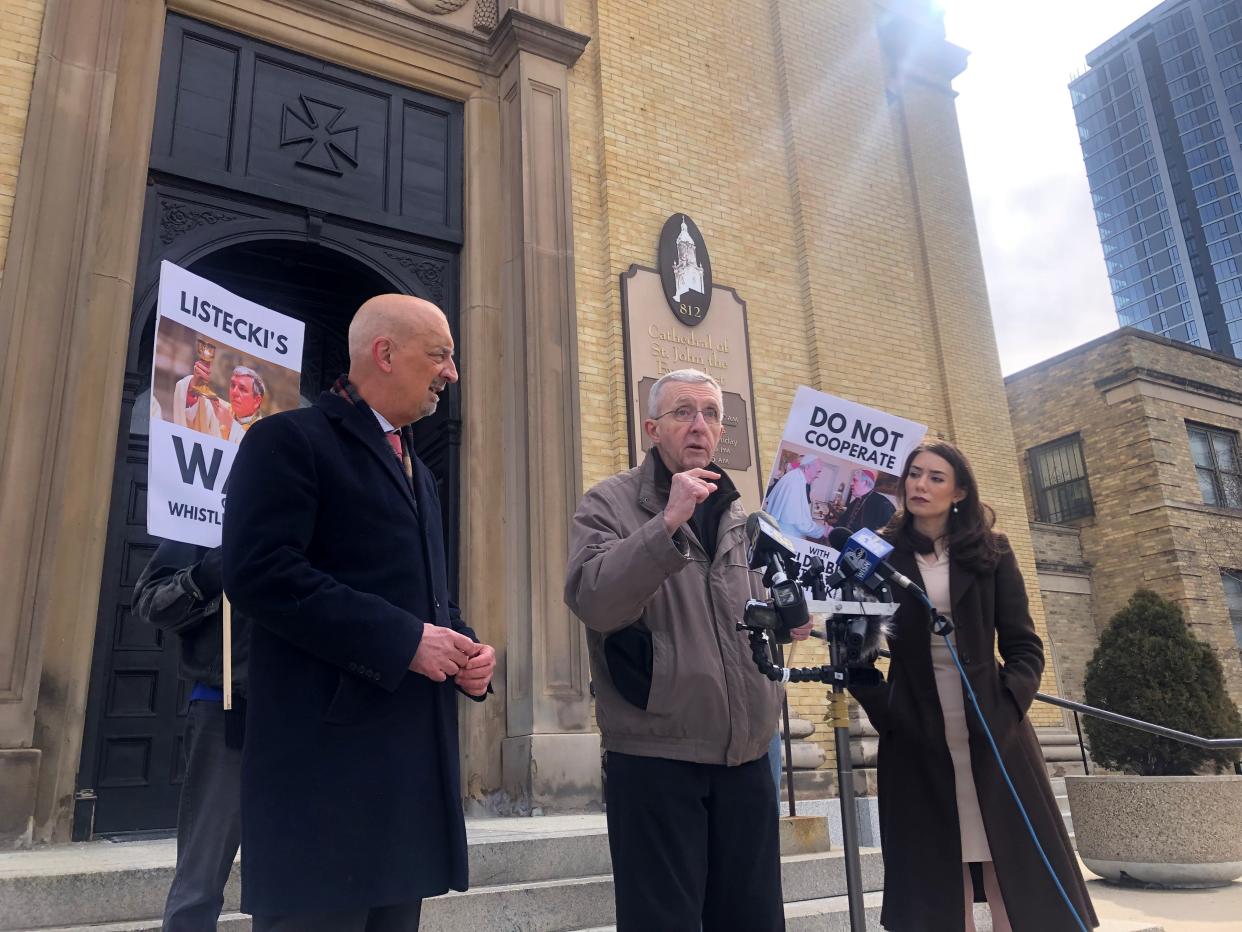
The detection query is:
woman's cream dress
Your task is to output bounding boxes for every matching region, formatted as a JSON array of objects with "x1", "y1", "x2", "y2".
[{"x1": 916, "y1": 546, "x2": 992, "y2": 863}]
